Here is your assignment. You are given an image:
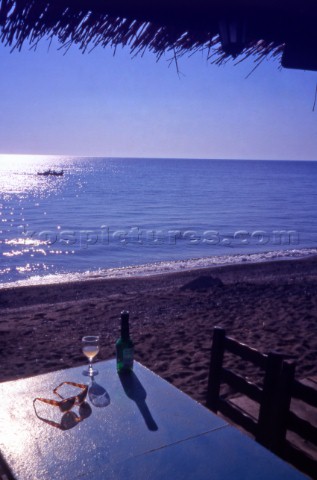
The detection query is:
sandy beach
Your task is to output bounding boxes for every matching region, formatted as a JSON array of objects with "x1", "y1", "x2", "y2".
[{"x1": 1, "y1": 256, "x2": 317, "y2": 405}]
